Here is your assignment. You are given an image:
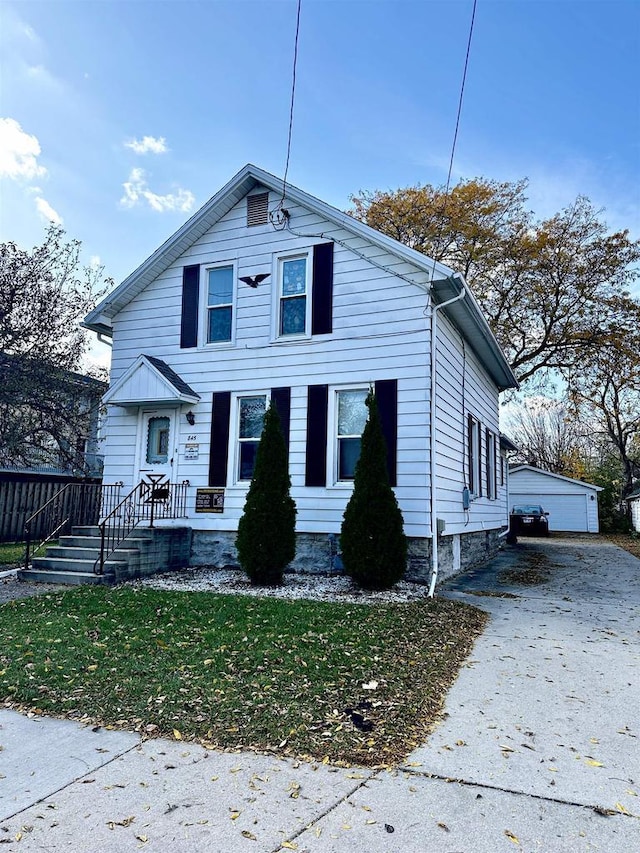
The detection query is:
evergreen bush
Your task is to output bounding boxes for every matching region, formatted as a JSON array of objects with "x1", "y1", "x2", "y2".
[
  {"x1": 236, "y1": 402, "x2": 297, "y2": 585},
  {"x1": 340, "y1": 391, "x2": 407, "y2": 590}
]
